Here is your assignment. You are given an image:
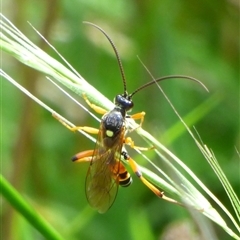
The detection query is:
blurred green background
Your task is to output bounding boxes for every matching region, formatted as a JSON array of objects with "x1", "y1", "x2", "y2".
[{"x1": 2, "y1": 0, "x2": 239, "y2": 239}]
